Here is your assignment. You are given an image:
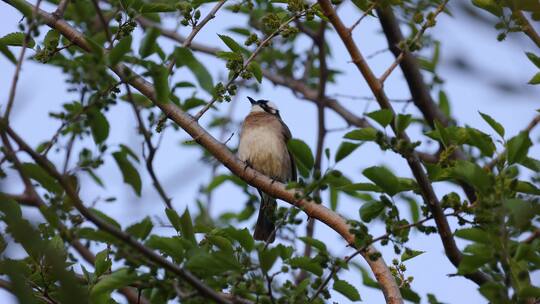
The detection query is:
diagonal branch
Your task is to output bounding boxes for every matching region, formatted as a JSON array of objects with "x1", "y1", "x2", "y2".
[
  {"x1": 0, "y1": 1, "x2": 400, "y2": 301},
  {"x1": 317, "y1": 0, "x2": 490, "y2": 288}
]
